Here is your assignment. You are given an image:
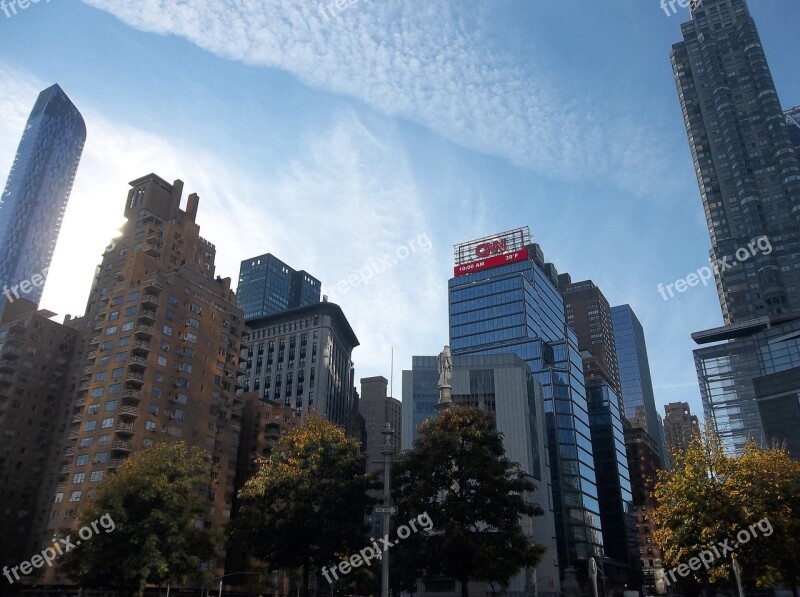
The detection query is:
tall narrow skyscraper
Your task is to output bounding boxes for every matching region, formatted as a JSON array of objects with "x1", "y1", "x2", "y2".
[
  {"x1": 0, "y1": 84, "x2": 86, "y2": 313},
  {"x1": 672, "y1": 0, "x2": 800, "y2": 454},
  {"x1": 671, "y1": 0, "x2": 800, "y2": 325}
]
